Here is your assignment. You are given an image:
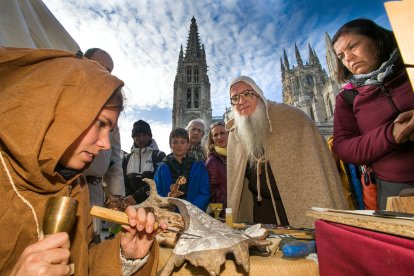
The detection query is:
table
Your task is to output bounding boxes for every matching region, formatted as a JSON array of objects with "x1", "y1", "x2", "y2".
[
  {"x1": 307, "y1": 210, "x2": 414, "y2": 276},
  {"x1": 306, "y1": 210, "x2": 414, "y2": 239},
  {"x1": 158, "y1": 247, "x2": 318, "y2": 275},
  {"x1": 315, "y1": 220, "x2": 414, "y2": 276}
]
